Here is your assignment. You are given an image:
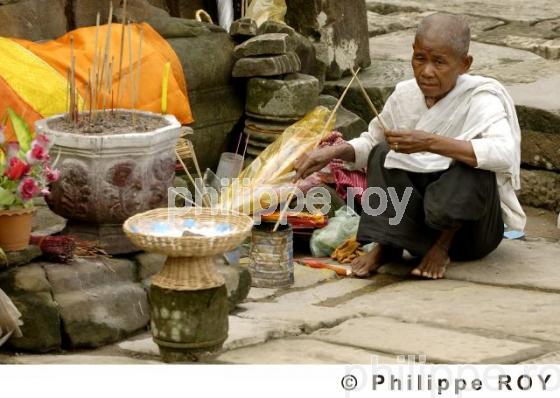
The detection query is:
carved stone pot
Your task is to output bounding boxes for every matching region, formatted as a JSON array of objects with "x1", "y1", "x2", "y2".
[{"x1": 35, "y1": 110, "x2": 181, "y2": 254}]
